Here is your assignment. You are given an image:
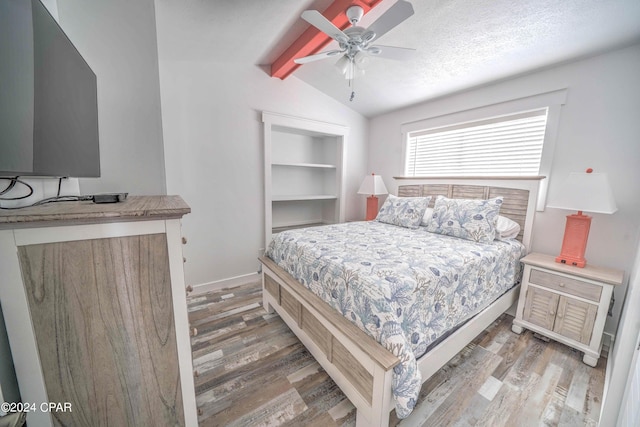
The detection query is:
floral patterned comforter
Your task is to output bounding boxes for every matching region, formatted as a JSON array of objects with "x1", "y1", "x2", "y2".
[{"x1": 266, "y1": 221, "x2": 525, "y2": 418}]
